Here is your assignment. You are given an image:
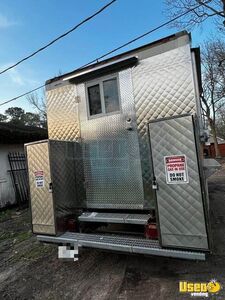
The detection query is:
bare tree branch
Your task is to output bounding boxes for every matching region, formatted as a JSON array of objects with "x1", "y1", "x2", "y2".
[
  {"x1": 26, "y1": 90, "x2": 47, "y2": 128},
  {"x1": 200, "y1": 38, "x2": 225, "y2": 157},
  {"x1": 164, "y1": 0, "x2": 225, "y2": 31},
  {"x1": 196, "y1": 0, "x2": 225, "y2": 17}
]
